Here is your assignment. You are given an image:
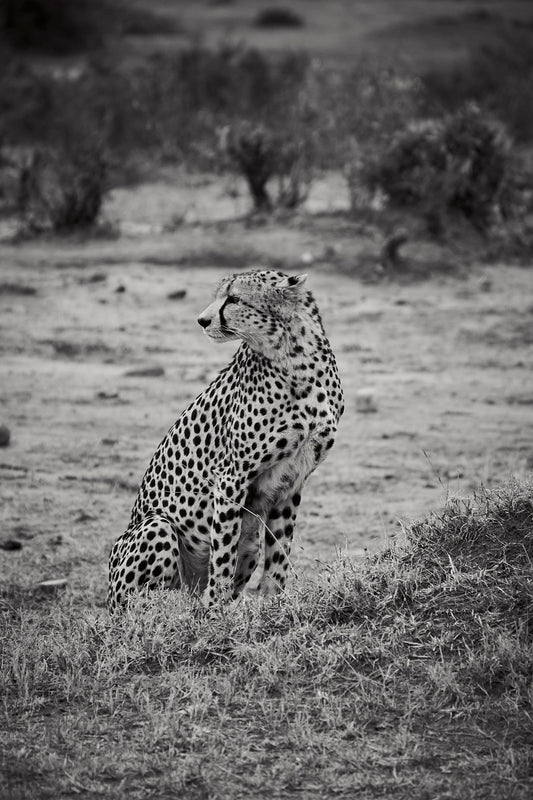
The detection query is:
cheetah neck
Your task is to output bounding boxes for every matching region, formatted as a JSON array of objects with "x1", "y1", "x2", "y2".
[{"x1": 240, "y1": 305, "x2": 330, "y2": 392}]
